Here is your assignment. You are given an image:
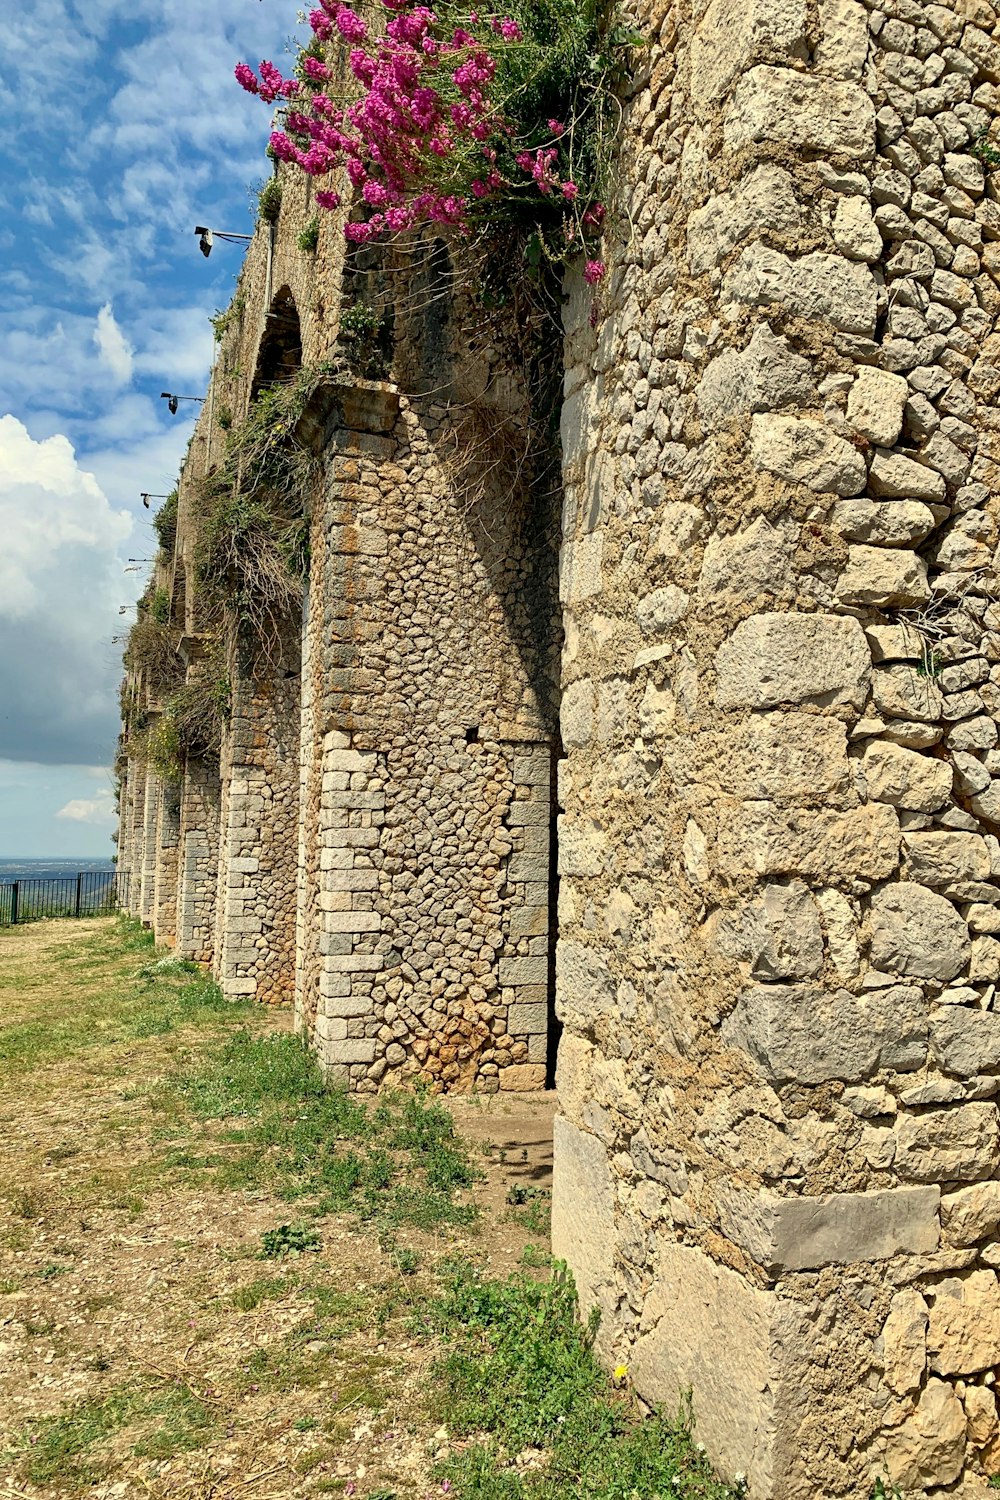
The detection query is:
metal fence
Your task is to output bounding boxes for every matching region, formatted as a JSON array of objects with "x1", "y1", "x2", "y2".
[{"x1": 0, "y1": 871, "x2": 131, "y2": 927}]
